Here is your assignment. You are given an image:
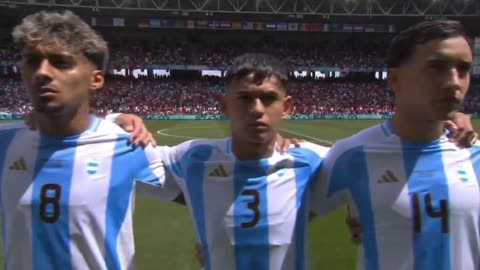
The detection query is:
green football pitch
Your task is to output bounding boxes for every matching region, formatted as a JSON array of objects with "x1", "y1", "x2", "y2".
[{"x1": 1, "y1": 119, "x2": 480, "y2": 269}]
